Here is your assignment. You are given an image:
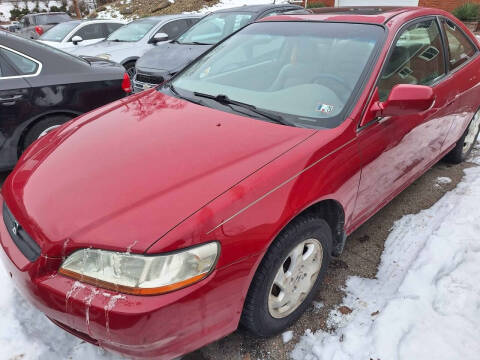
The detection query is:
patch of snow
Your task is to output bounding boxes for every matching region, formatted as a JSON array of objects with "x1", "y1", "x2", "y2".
[
  {"x1": 292, "y1": 142, "x2": 480, "y2": 360},
  {"x1": 96, "y1": 5, "x2": 136, "y2": 21},
  {"x1": 0, "y1": 1, "x2": 67, "y2": 21},
  {"x1": 312, "y1": 301, "x2": 324, "y2": 311},
  {"x1": 282, "y1": 330, "x2": 294, "y2": 344},
  {"x1": 436, "y1": 176, "x2": 452, "y2": 185}
]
